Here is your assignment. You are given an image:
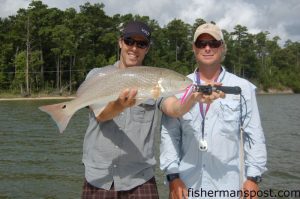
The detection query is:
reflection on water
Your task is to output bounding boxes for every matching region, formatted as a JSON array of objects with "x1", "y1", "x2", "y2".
[{"x1": 0, "y1": 95, "x2": 299, "y2": 198}]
